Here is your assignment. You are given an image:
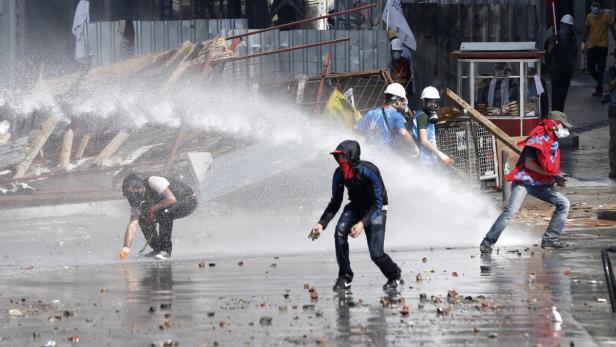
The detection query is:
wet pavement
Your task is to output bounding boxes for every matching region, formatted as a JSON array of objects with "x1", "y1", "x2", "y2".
[
  {"x1": 1, "y1": 222, "x2": 615, "y2": 347},
  {"x1": 2, "y1": 72, "x2": 616, "y2": 346}
]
